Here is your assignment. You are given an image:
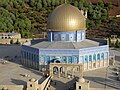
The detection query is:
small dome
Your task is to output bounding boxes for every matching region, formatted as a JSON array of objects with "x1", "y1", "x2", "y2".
[
  {"x1": 29, "y1": 78, "x2": 36, "y2": 82},
  {"x1": 79, "y1": 77, "x2": 85, "y2": 83},
  {"x1": 47, "y1": 4, "x2": 86, "y2": 32}
]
